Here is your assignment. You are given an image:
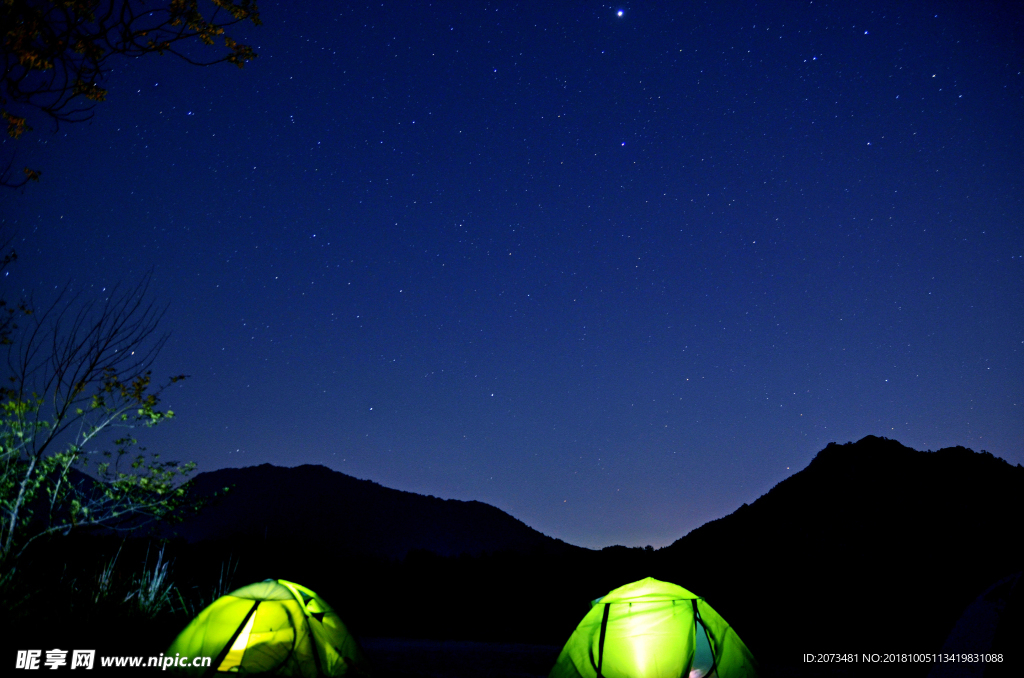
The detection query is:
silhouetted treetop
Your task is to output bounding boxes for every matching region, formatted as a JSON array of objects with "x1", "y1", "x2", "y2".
[{"x1": 1, "y1": 0, "x2": 260, "y2": 186}]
